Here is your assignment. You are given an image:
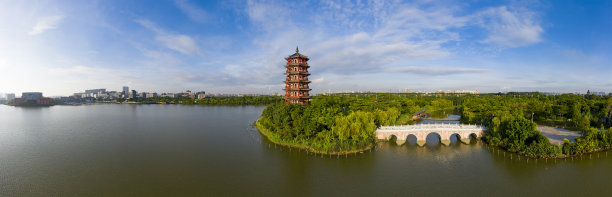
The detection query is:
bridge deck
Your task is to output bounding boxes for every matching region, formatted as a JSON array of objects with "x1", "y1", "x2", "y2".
[{"x1": 376, "y1": 123, "x2": 485, "y2": 132}]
